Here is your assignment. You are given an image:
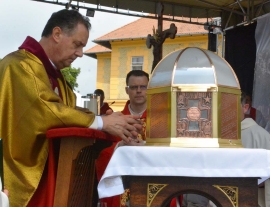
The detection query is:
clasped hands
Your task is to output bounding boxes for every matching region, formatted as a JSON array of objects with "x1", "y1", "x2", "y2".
[{"x1": 101, "y1": 109, "x2": 143, "y2": 144}]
